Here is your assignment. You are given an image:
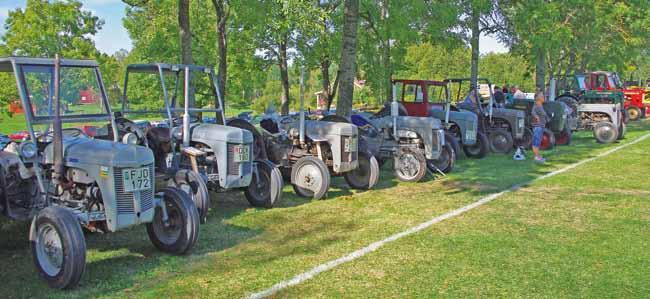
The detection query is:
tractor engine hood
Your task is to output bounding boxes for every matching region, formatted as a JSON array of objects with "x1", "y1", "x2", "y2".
[
  {"x1": 397, "y1": 116, "x2": 441, "y2": 130},
  {"x1": 44, "y1": 137, "x2": 154, "y2": 168},
  {"x1": 172, "y1": 123, "x2": 253, "y2": 145},
  {"x1": 493, "y1": 107, "x2": 526, "y2": 119},
  {"x1": 304, "y1": 120, "x2": 357, "y2": 138}
]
